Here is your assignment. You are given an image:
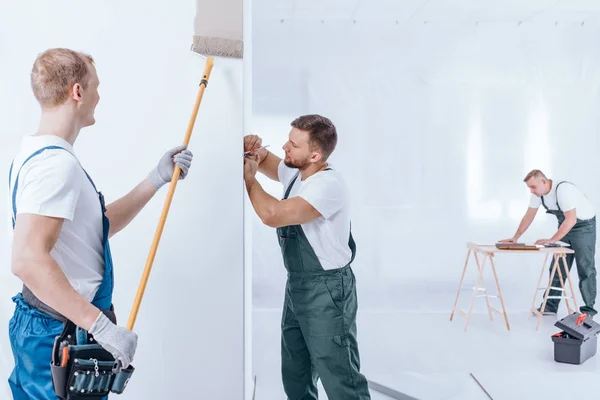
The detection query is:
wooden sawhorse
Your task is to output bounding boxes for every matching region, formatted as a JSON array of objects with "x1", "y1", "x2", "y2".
[
  {"x1": 531, "y1": 251, "x2": 578, "y2": 330},
  {"x1": 450, "y1": 242, "x2": 576, "y2": 331}
]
